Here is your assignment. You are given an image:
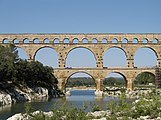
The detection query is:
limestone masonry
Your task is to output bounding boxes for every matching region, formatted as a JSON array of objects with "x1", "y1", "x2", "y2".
[{"x1": 0, "y1": 33, "x2": 161, "y2": 91}]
